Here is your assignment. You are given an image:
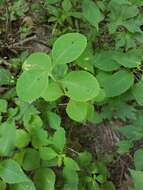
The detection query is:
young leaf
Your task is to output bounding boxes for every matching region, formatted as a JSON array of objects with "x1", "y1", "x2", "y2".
[
  {"x1": 16, "y1": 70, "x2": 49, "y2": 102},
  {"x1": 0, "y1": 159, "x2": 28, "y2": 184},
  {"x1": 97, "y1": 70, "x2": 134, "y2": 97},
  {"x1": 82, "y1": 0, "x2": 104, "y2": 30},
  {"x1": 66, "y1": 100, "x2": 88, "y2": 122},
  {"x1": 52, "y1": 33, "x2": 87, "y2": 65},
  {"x1": 22, "y1": 52, "x2": 52, "y2": 73},
  {"x1": 34, "y1": 168, "x2": 55, "y2": 190},
  {"x1": 47, "y1": 111, "x2": 61, "y2": 129},
  {"x1": 52, "y1": 128, "x2": 66, "y2": 152},
  {"x1": 15, "y1": 129, "x2": 30, "y2": 148},
  {"x1": 42, "y1": 80, "x2": 63, "y2": 102},
  {"x1": 62, "y1": 71, "x2": 100, "y2": 101}
]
